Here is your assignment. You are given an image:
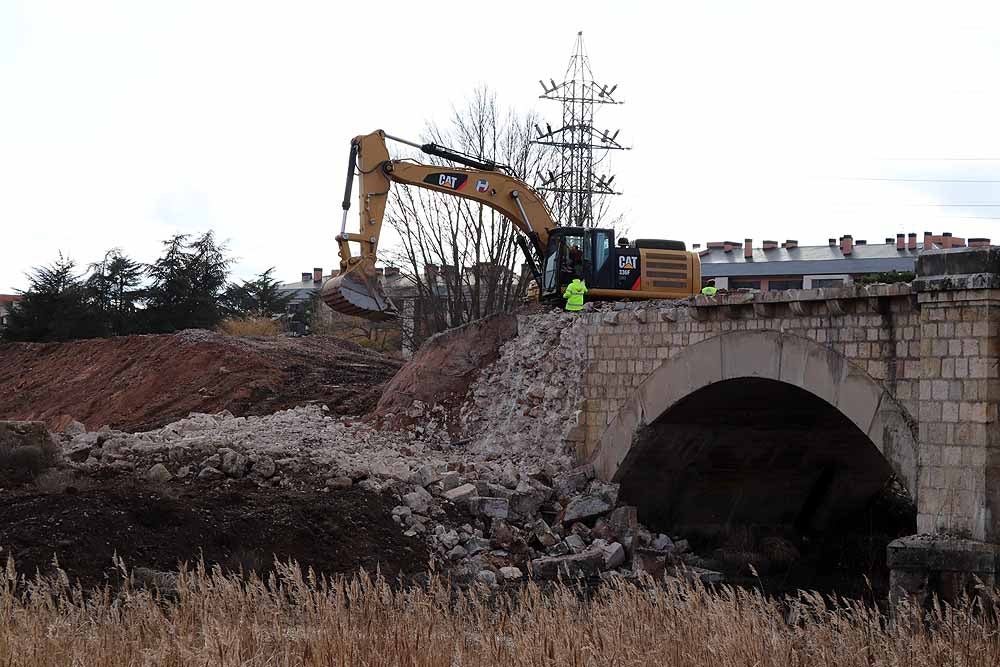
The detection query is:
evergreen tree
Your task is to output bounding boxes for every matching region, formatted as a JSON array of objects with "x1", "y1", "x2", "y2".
[
  {"x1": 222, "y1": 267, "x2": 293, "y2": 317},
  {"x1": 87, "y1": 249, "x2": 145, "y2": 336},
  {"x1": 144, "y1": 231, "x2": 232, "y2": 332},
  {"x1": 3, "y1": 254, "x2": 105, "y2": 342}
]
